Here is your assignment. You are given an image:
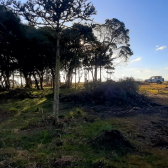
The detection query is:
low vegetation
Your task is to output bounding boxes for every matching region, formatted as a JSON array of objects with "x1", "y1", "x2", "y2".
[
  {"x1": 0, "y1": 79, "x2": 168, "y2": 167},
  {"x1": 62, "y1": 78, "x2": 148, "y2": 107}
]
